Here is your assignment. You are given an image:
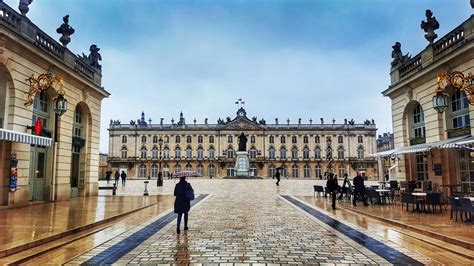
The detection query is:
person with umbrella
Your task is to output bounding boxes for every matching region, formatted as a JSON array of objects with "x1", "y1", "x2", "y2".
[{"x1": 174, "y1": 176, "x2": 194, "y2": 234}]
